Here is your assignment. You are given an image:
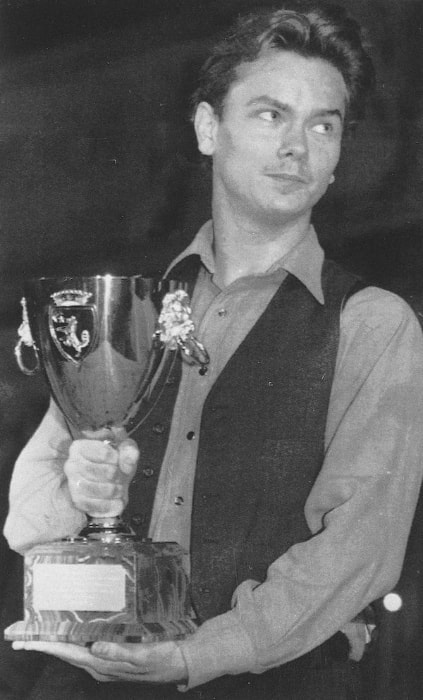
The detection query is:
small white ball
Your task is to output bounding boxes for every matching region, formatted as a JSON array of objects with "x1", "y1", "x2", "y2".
[{"x1": 383, "y1": 592, "x2": 403, "y2": 612}]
